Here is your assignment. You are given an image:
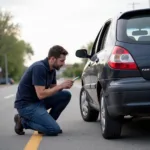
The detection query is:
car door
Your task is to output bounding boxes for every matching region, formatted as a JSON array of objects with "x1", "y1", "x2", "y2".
[
  {"x1": 89, "y1": 20, "x2": 112, "y2": 109},
  {"x1": 82, "y1": 40, "x2": 98, "y2": 97},
  {"x1": 83, "y1": 29, "x2": 102, "y2": 103},
  {"x1": 82, "y1": 59, "x2": 92, "y2": 96}
]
